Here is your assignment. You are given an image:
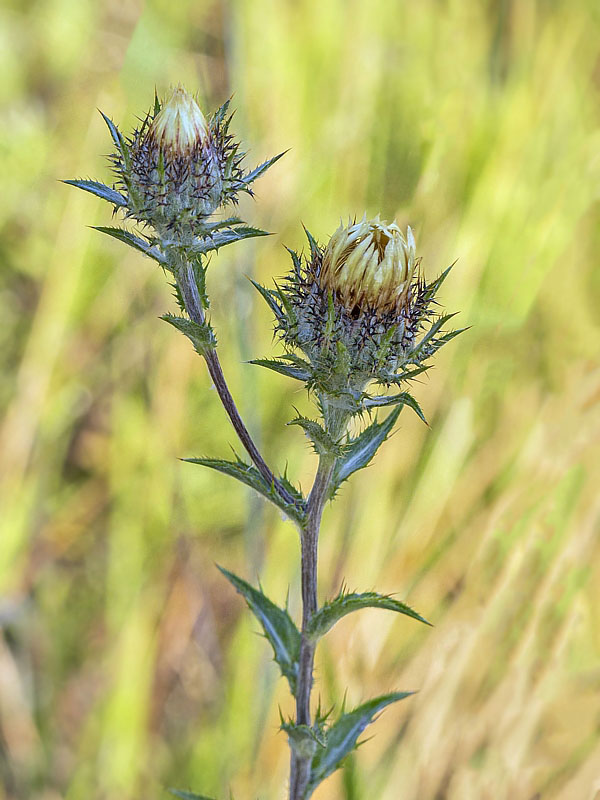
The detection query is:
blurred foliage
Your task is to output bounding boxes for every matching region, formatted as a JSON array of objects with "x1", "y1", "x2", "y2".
[{"x1": 1, "y1": 0, "x2": 599, "y2": 798}]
